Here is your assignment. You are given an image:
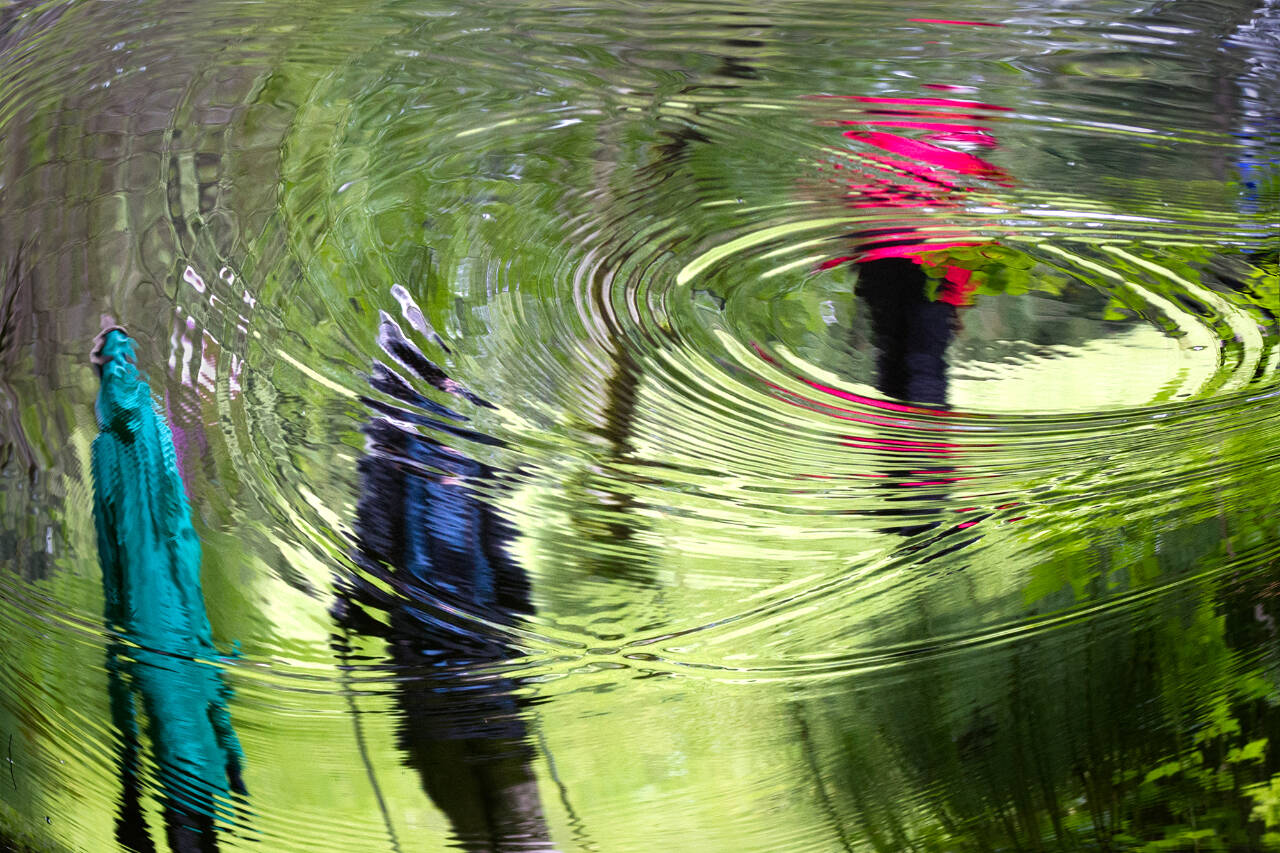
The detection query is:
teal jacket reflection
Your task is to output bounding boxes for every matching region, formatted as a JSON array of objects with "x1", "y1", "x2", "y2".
[{"x1": 90, "y1": 328, "x2": 245, "y2": 821}]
